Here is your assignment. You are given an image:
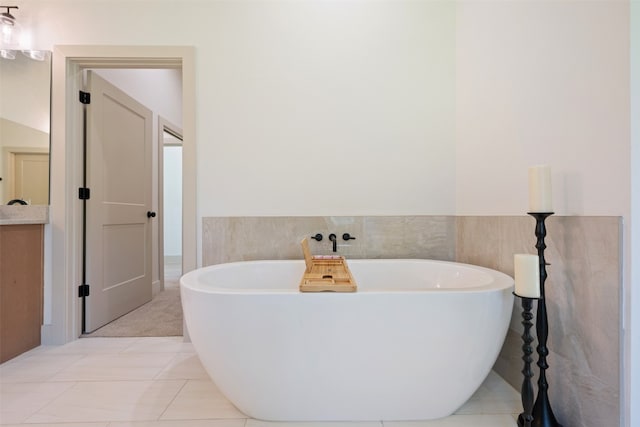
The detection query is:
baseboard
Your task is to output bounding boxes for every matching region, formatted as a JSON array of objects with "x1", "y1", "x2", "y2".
[
  {"x1": 164, "y1": 255, "x2": 181, "y2": 265},
  {"x1": 152, "y1": 279, "x2": 162, "y2": 297}
]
